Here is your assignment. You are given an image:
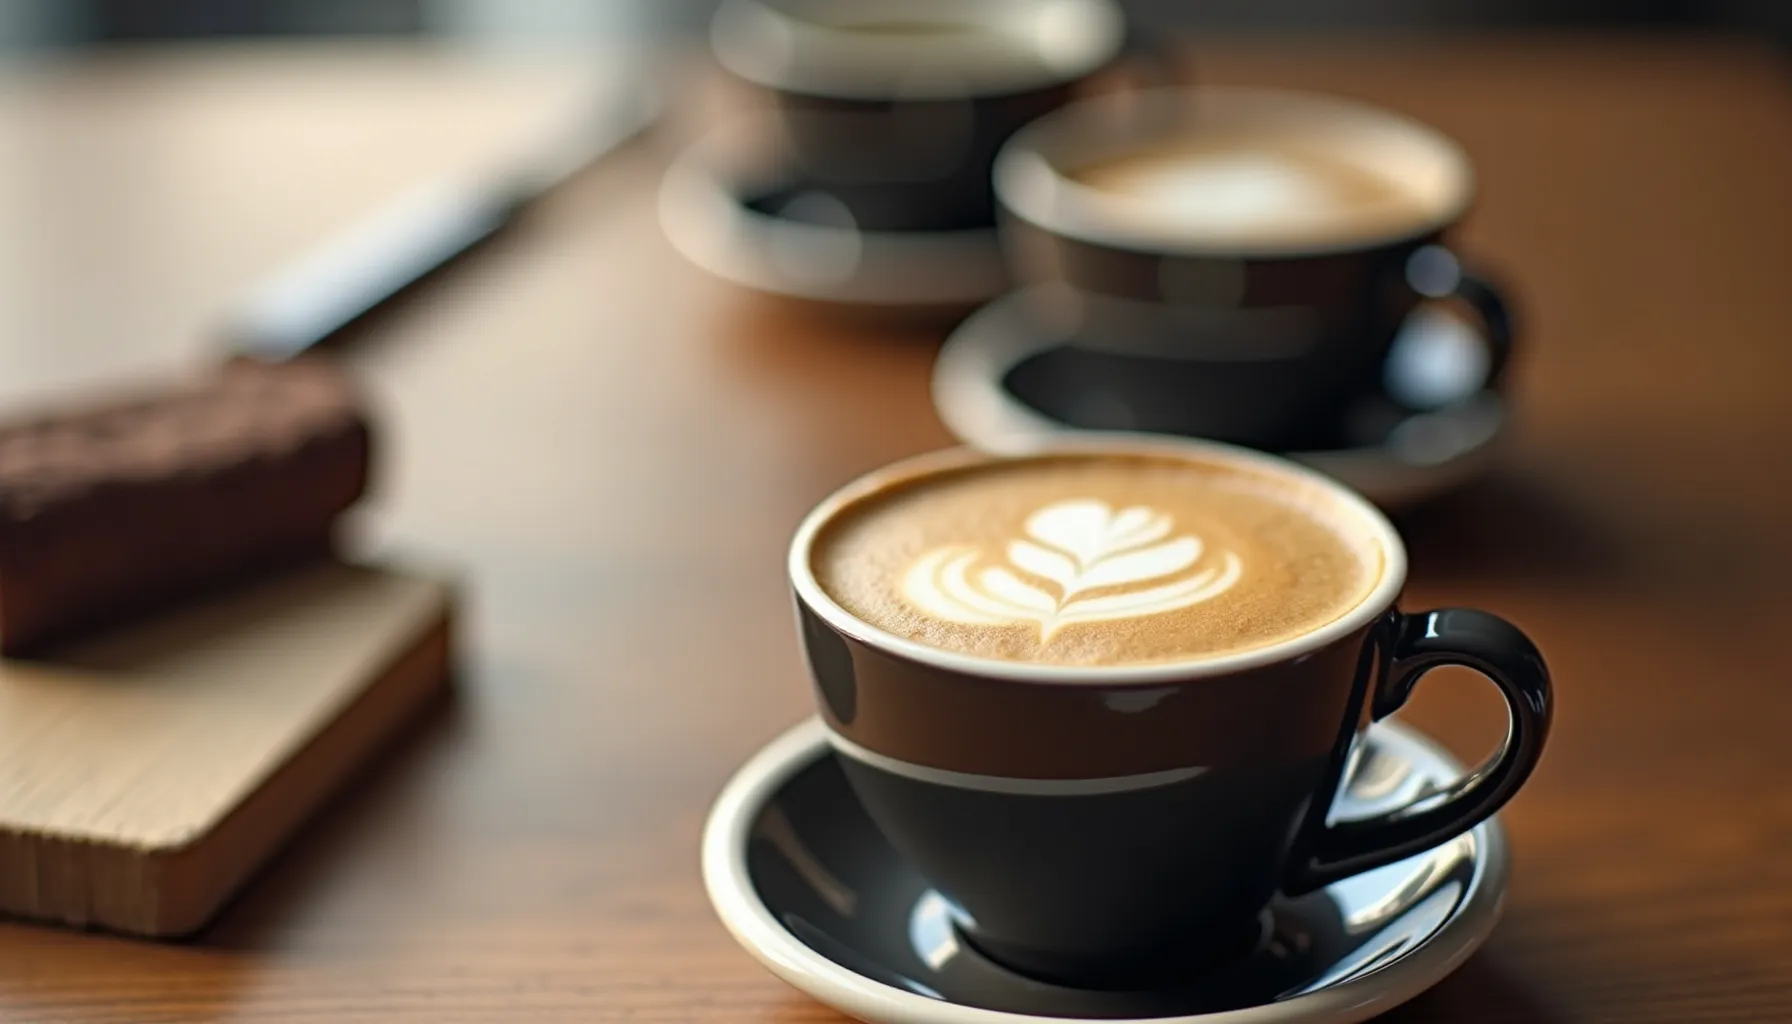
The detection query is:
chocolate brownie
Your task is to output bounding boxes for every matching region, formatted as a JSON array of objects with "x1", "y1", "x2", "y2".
[{"x1": 0, "y1": 358, "x2": 372, "y2": 655}]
